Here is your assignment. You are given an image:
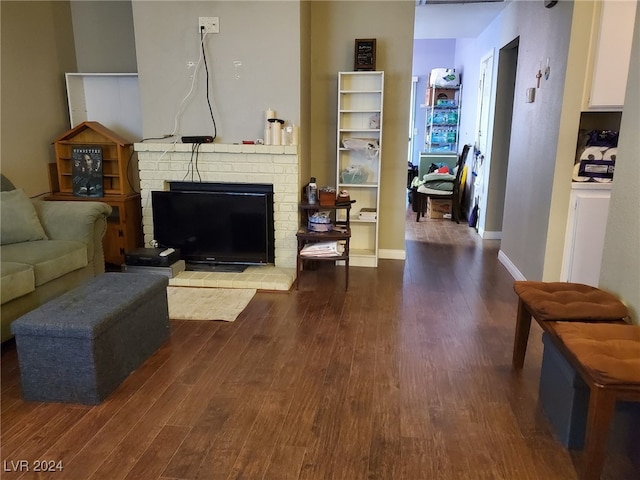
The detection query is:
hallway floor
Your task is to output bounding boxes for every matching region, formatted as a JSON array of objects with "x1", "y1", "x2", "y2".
[{"x1": 1, "y1": 207, "x2": 637, "y2": 479}]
